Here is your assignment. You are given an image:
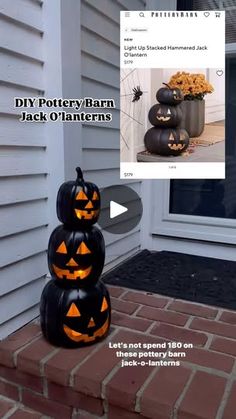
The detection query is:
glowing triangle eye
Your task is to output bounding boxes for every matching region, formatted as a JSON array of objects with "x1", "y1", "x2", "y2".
[
  {"x1": 157, "y1": 108, "x2": 162, "y2": 114},
  {"x1": 76, "y1": 190, "x2": 88, "y2": 200},
  {"x1": 92, "y1": 191, "x2": 99, "y2": 200},
  {"x1": 169, "y1": 133, "x2": 175, "y2": 141},
  {"x1": 173, "y1": 90, "x2": 176, "y2": 94},
  {"x1": 56, "y1": 241, "x2": 67, "y2": 254},
  {"x1": 77, "y1": 241, "x2": 91, "y2": 254},
  {"x1": 167, "y1": 109, "x2": 171, "y2": 115},
  {"x1": 101, "y1": 297, "x2": 108, "y2": 312},
  {"x1": 66, "y1": 303, "x2": 81, "y2": 317}
]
